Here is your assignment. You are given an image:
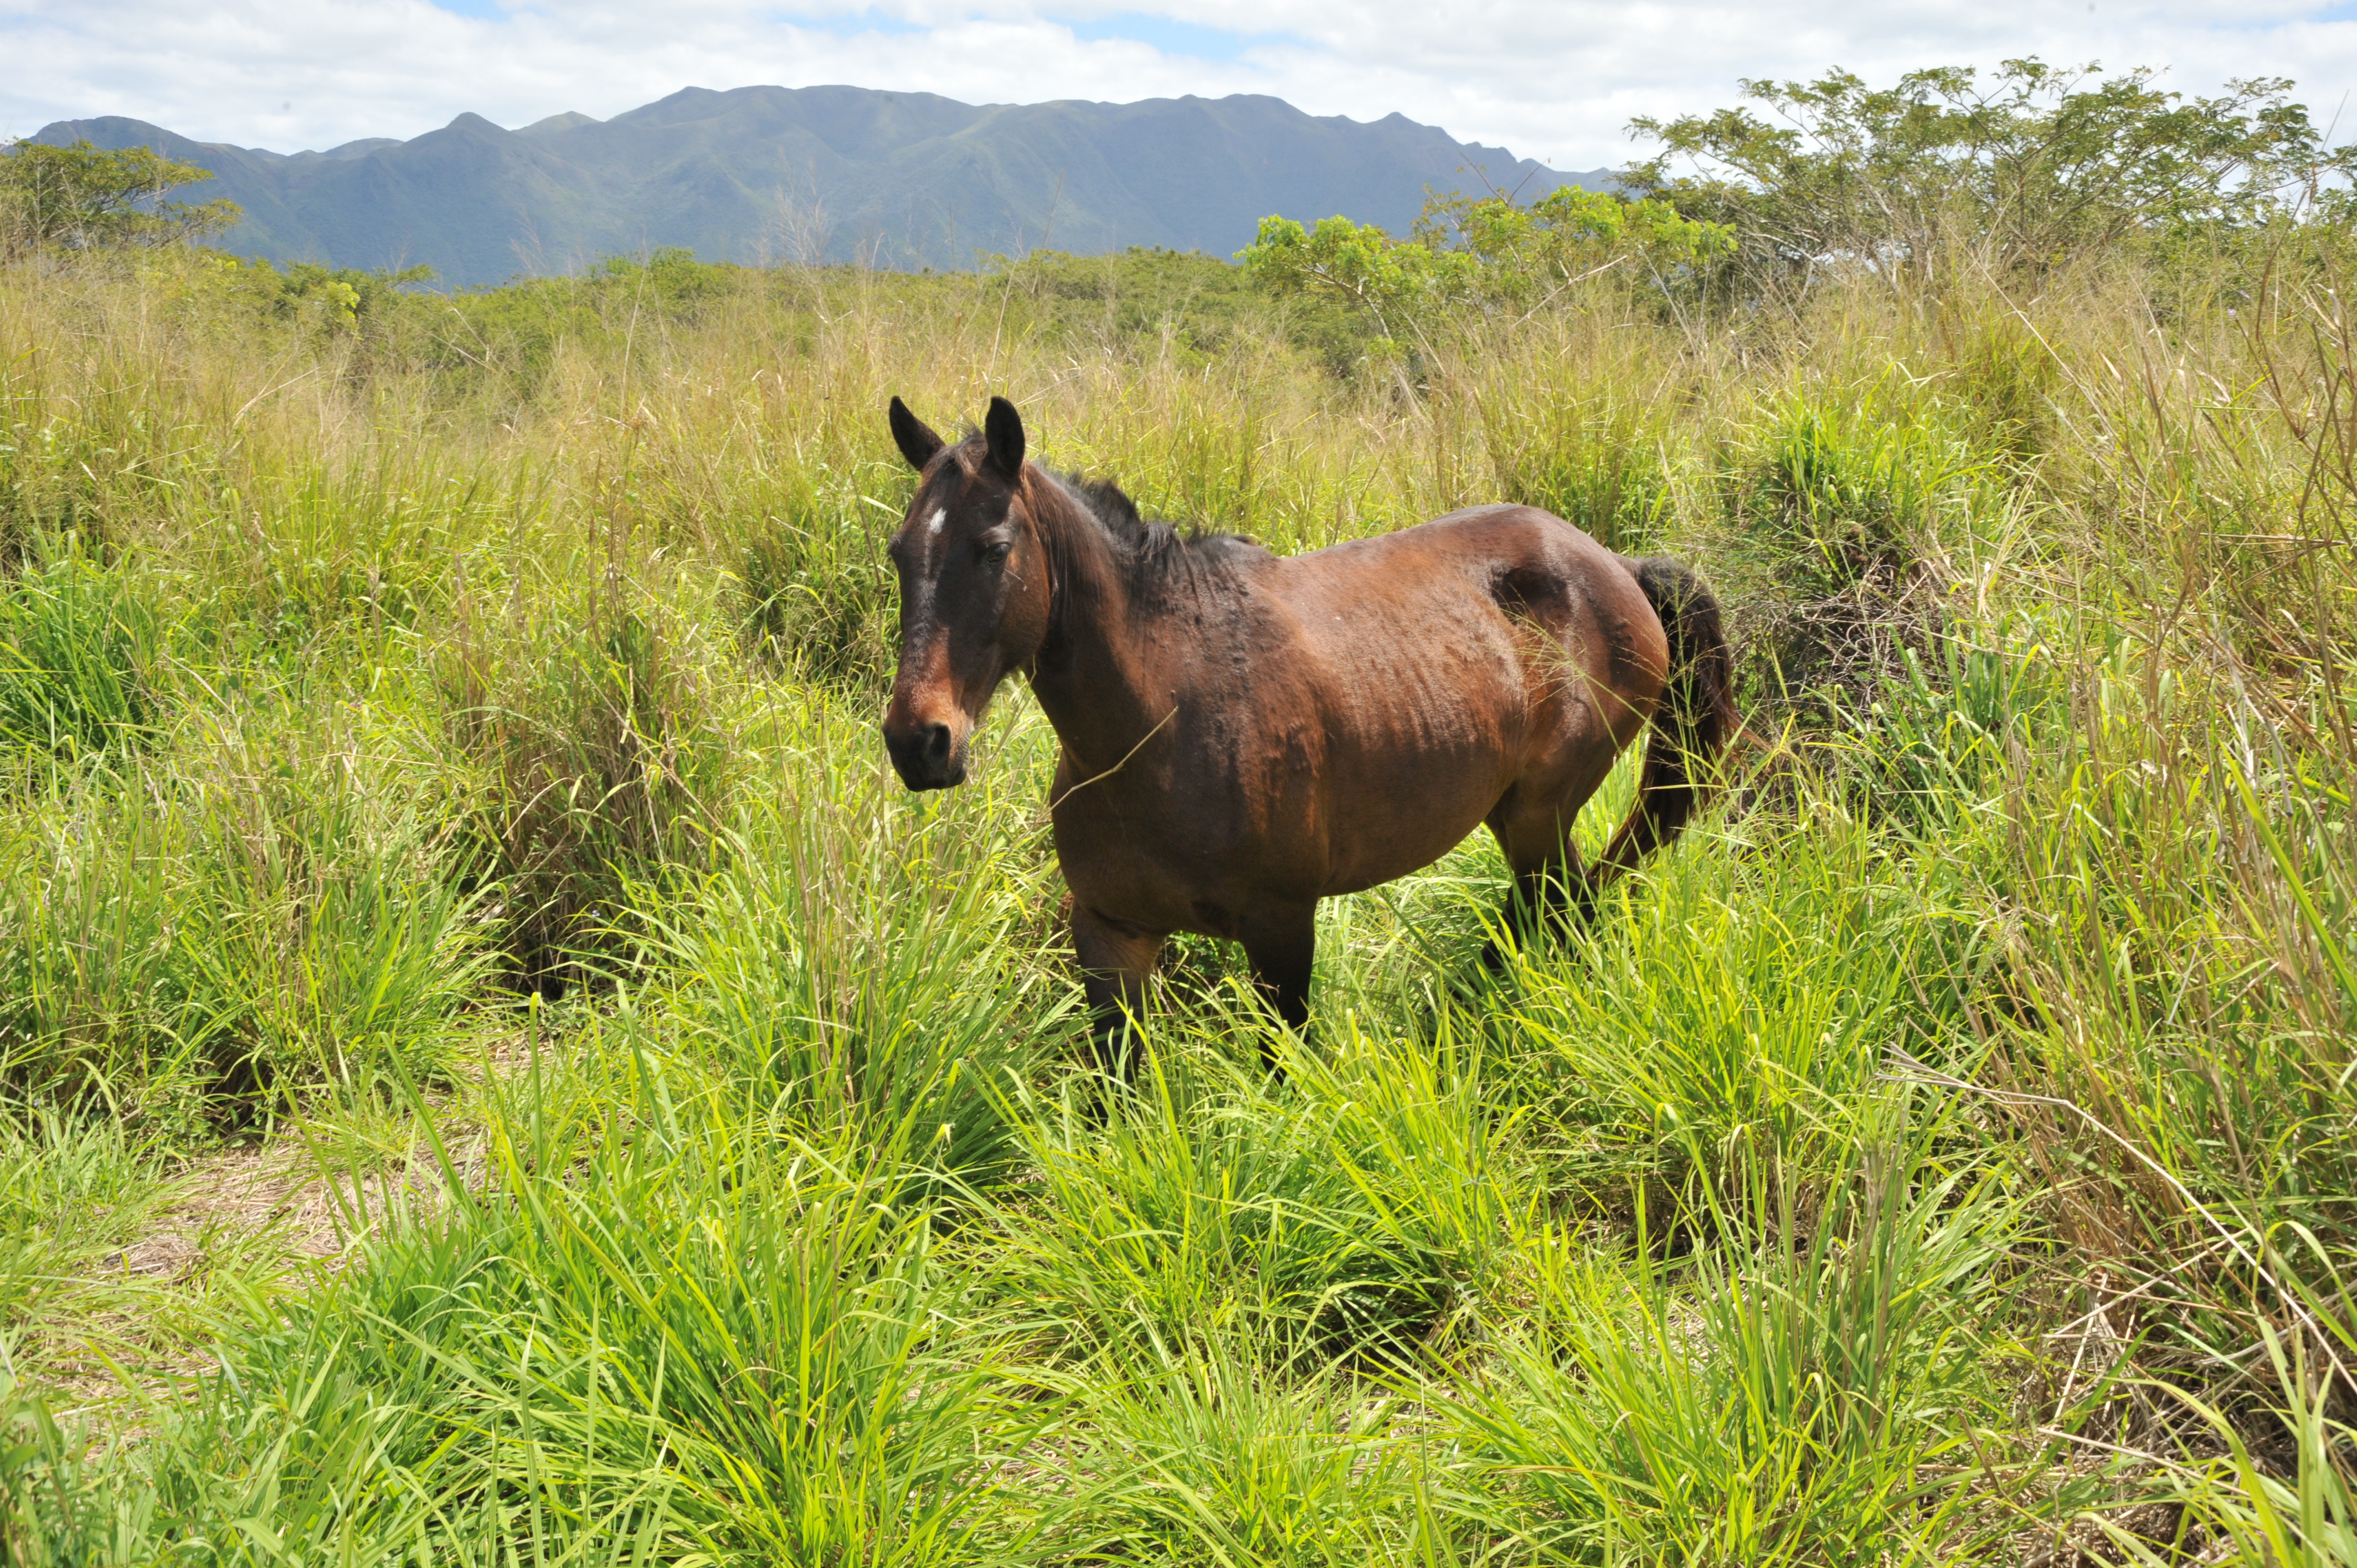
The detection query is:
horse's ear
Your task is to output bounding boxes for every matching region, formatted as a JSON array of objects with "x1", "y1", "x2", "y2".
[
  {"x1": 888, "y1": 396, "x2": 944, "y2": 471},
  {"x1": 984, "y1": 396, "x2": 1025, "y2": 483}
]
